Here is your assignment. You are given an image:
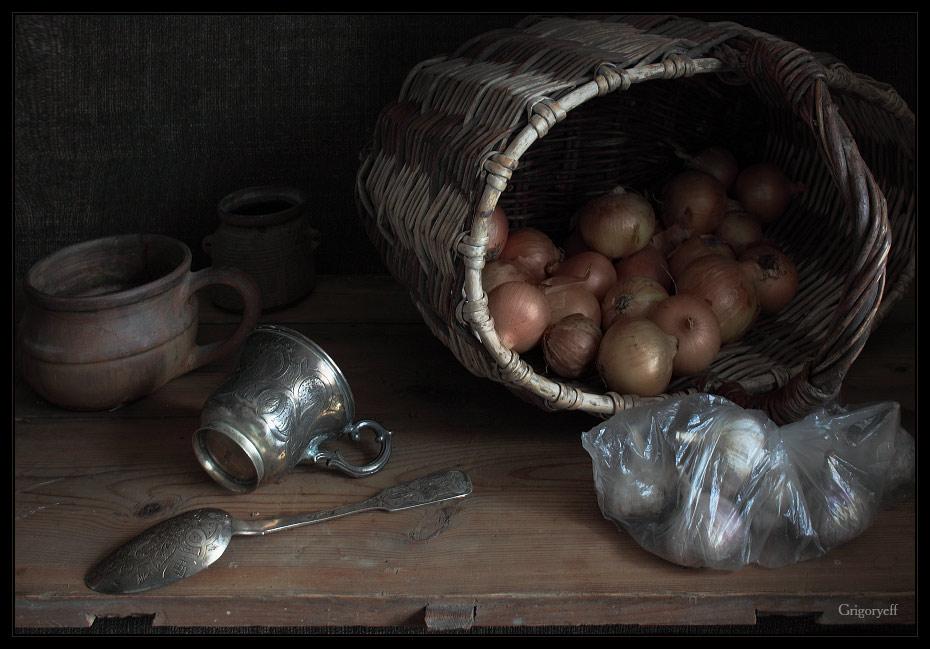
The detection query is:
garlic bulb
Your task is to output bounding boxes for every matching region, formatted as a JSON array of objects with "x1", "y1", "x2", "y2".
[
  {"x1": 883, "y1": 426, "x2": 916, "y2": 505},
  {"x1": 665, "y1": 491, "x2": 749, "y2": 568},
  {"x1": 599, "y1": 423, "x2": 678, "y2": 520},
  {"x1": 712, "y1": 412, "x2": 769, "y2": 485},
  {"x1": 812, "y1": 451, "x2": 877, "y2": 549},
  {"x1": 600, "y1": 463, "x2": 677, "y2": 520},
  {"x1": 677, "y1": 409, "x2": 769, "y2": 501}
]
